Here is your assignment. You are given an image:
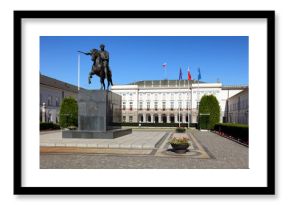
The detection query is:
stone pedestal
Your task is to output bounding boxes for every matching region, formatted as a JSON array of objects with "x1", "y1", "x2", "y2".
[
  {"x1": 78, "y1": 89, "x2": 121, "y2": 131},
  {"x1": 62, "y1": 89, "x2": 131, "y2": 139}
]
